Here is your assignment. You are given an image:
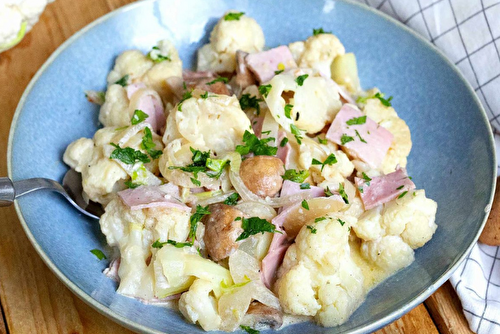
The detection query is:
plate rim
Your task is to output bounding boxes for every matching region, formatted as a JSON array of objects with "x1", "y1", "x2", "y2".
[{"x1": 7, "y1": 0, "x2": 497, "y2": 333}]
